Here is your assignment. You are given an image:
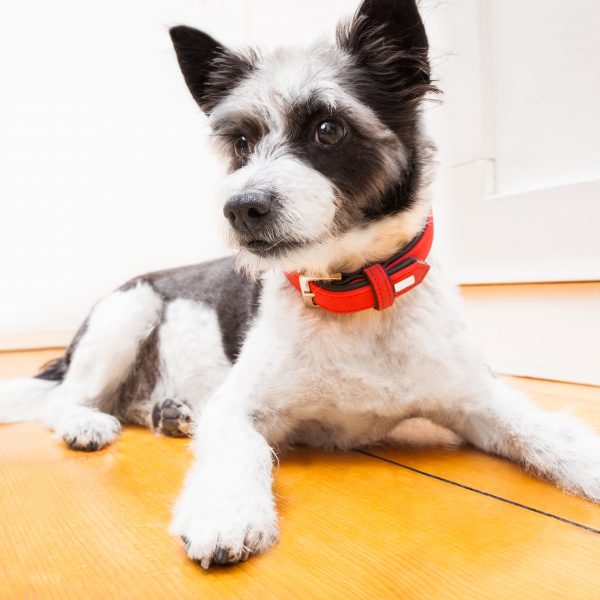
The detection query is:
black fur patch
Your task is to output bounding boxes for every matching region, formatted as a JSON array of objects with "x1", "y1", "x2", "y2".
[
  {"x1": 35, "y1": 319, "x2": 89, "y2": 382},
  {"x1": 283, "y1": 100, "x2": 403, "y2": 221},
  {"x1": 35, "y1": 357, "x2": 67, "y2": 381},
  {"x1": 170, "y1": 26, "x2": 257, "y2": 113},
  {"x1": 337, "y1": 0, "x2": 437, "y2": 131}
]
